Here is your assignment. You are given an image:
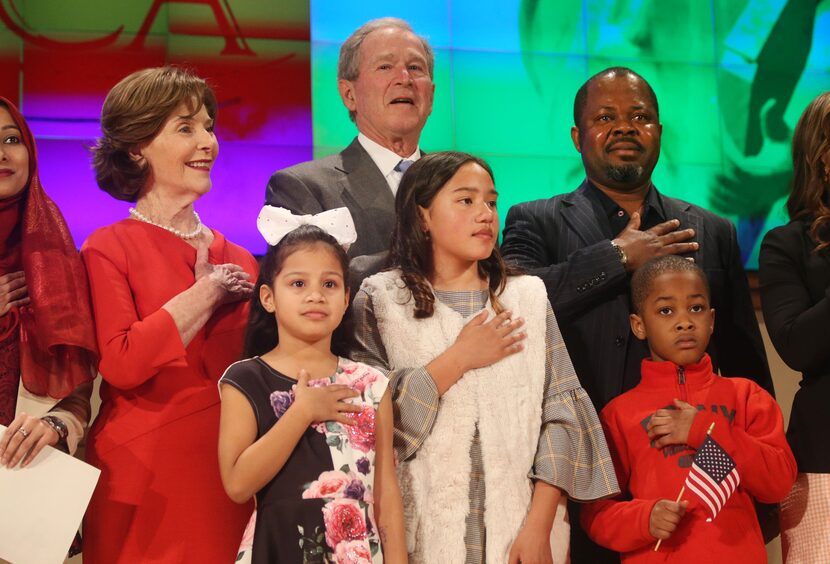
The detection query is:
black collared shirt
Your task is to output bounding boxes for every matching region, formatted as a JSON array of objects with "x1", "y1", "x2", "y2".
[
  {"x1": 583, "y1": 180, "x2": 667, "y2": 238},
  {"x1": 583, "y1": 181, "x2": 668, "y2": 392}
]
